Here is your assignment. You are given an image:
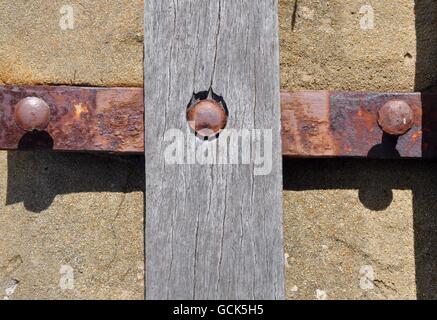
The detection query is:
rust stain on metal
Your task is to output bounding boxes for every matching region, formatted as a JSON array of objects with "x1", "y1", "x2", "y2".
[
  {"x1": 73, "y1": 103, "x2": 88, "y2": 119},
  {"x1": 1, "y1": 85, "x2": 437, "y2": 159},
  {"x1": 95, "y1": 89, "x2": 144, "y2": 153},
  {"x1": 327, "y1": 92, "x2": 424, "y2": 158},
  {"x1": 280, "y1": 90, "x2": 432, "y2": 158}
]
